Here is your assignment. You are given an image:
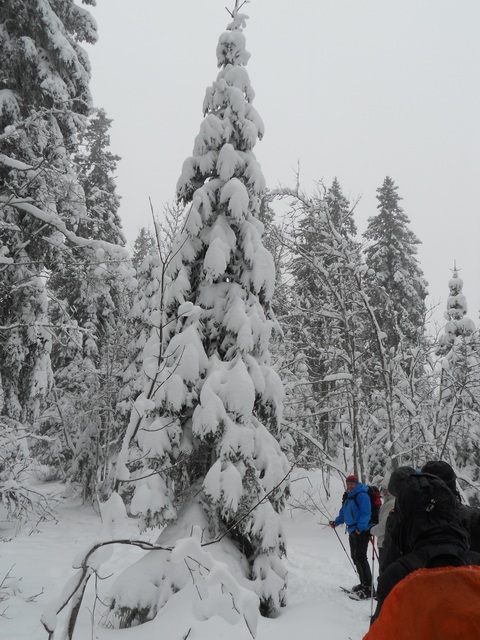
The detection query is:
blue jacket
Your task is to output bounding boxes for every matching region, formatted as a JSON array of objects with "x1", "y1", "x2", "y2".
[{"x1": 334, "y1": 483, "x2": 372, "y2": 534}]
